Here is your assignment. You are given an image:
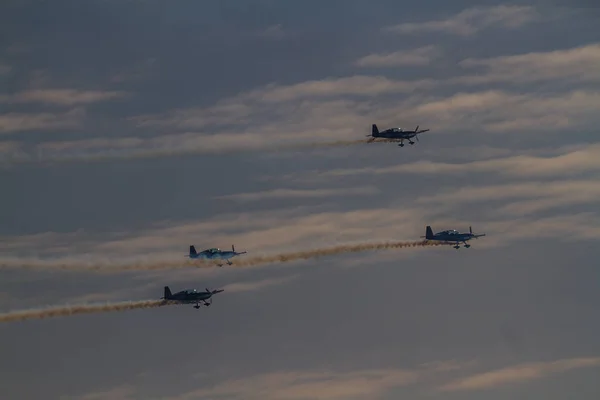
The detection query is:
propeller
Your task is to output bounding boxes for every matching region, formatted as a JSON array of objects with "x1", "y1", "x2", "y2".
[
  {"x1": 469, "y1": 226, "x2": 480, "y2": 239},
  {"x1": 232, "y1": 244, "x2": 247, "y2": 255},
  {"x1": 413, "y1": 125, "x2": 422, "y2": 142}
]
